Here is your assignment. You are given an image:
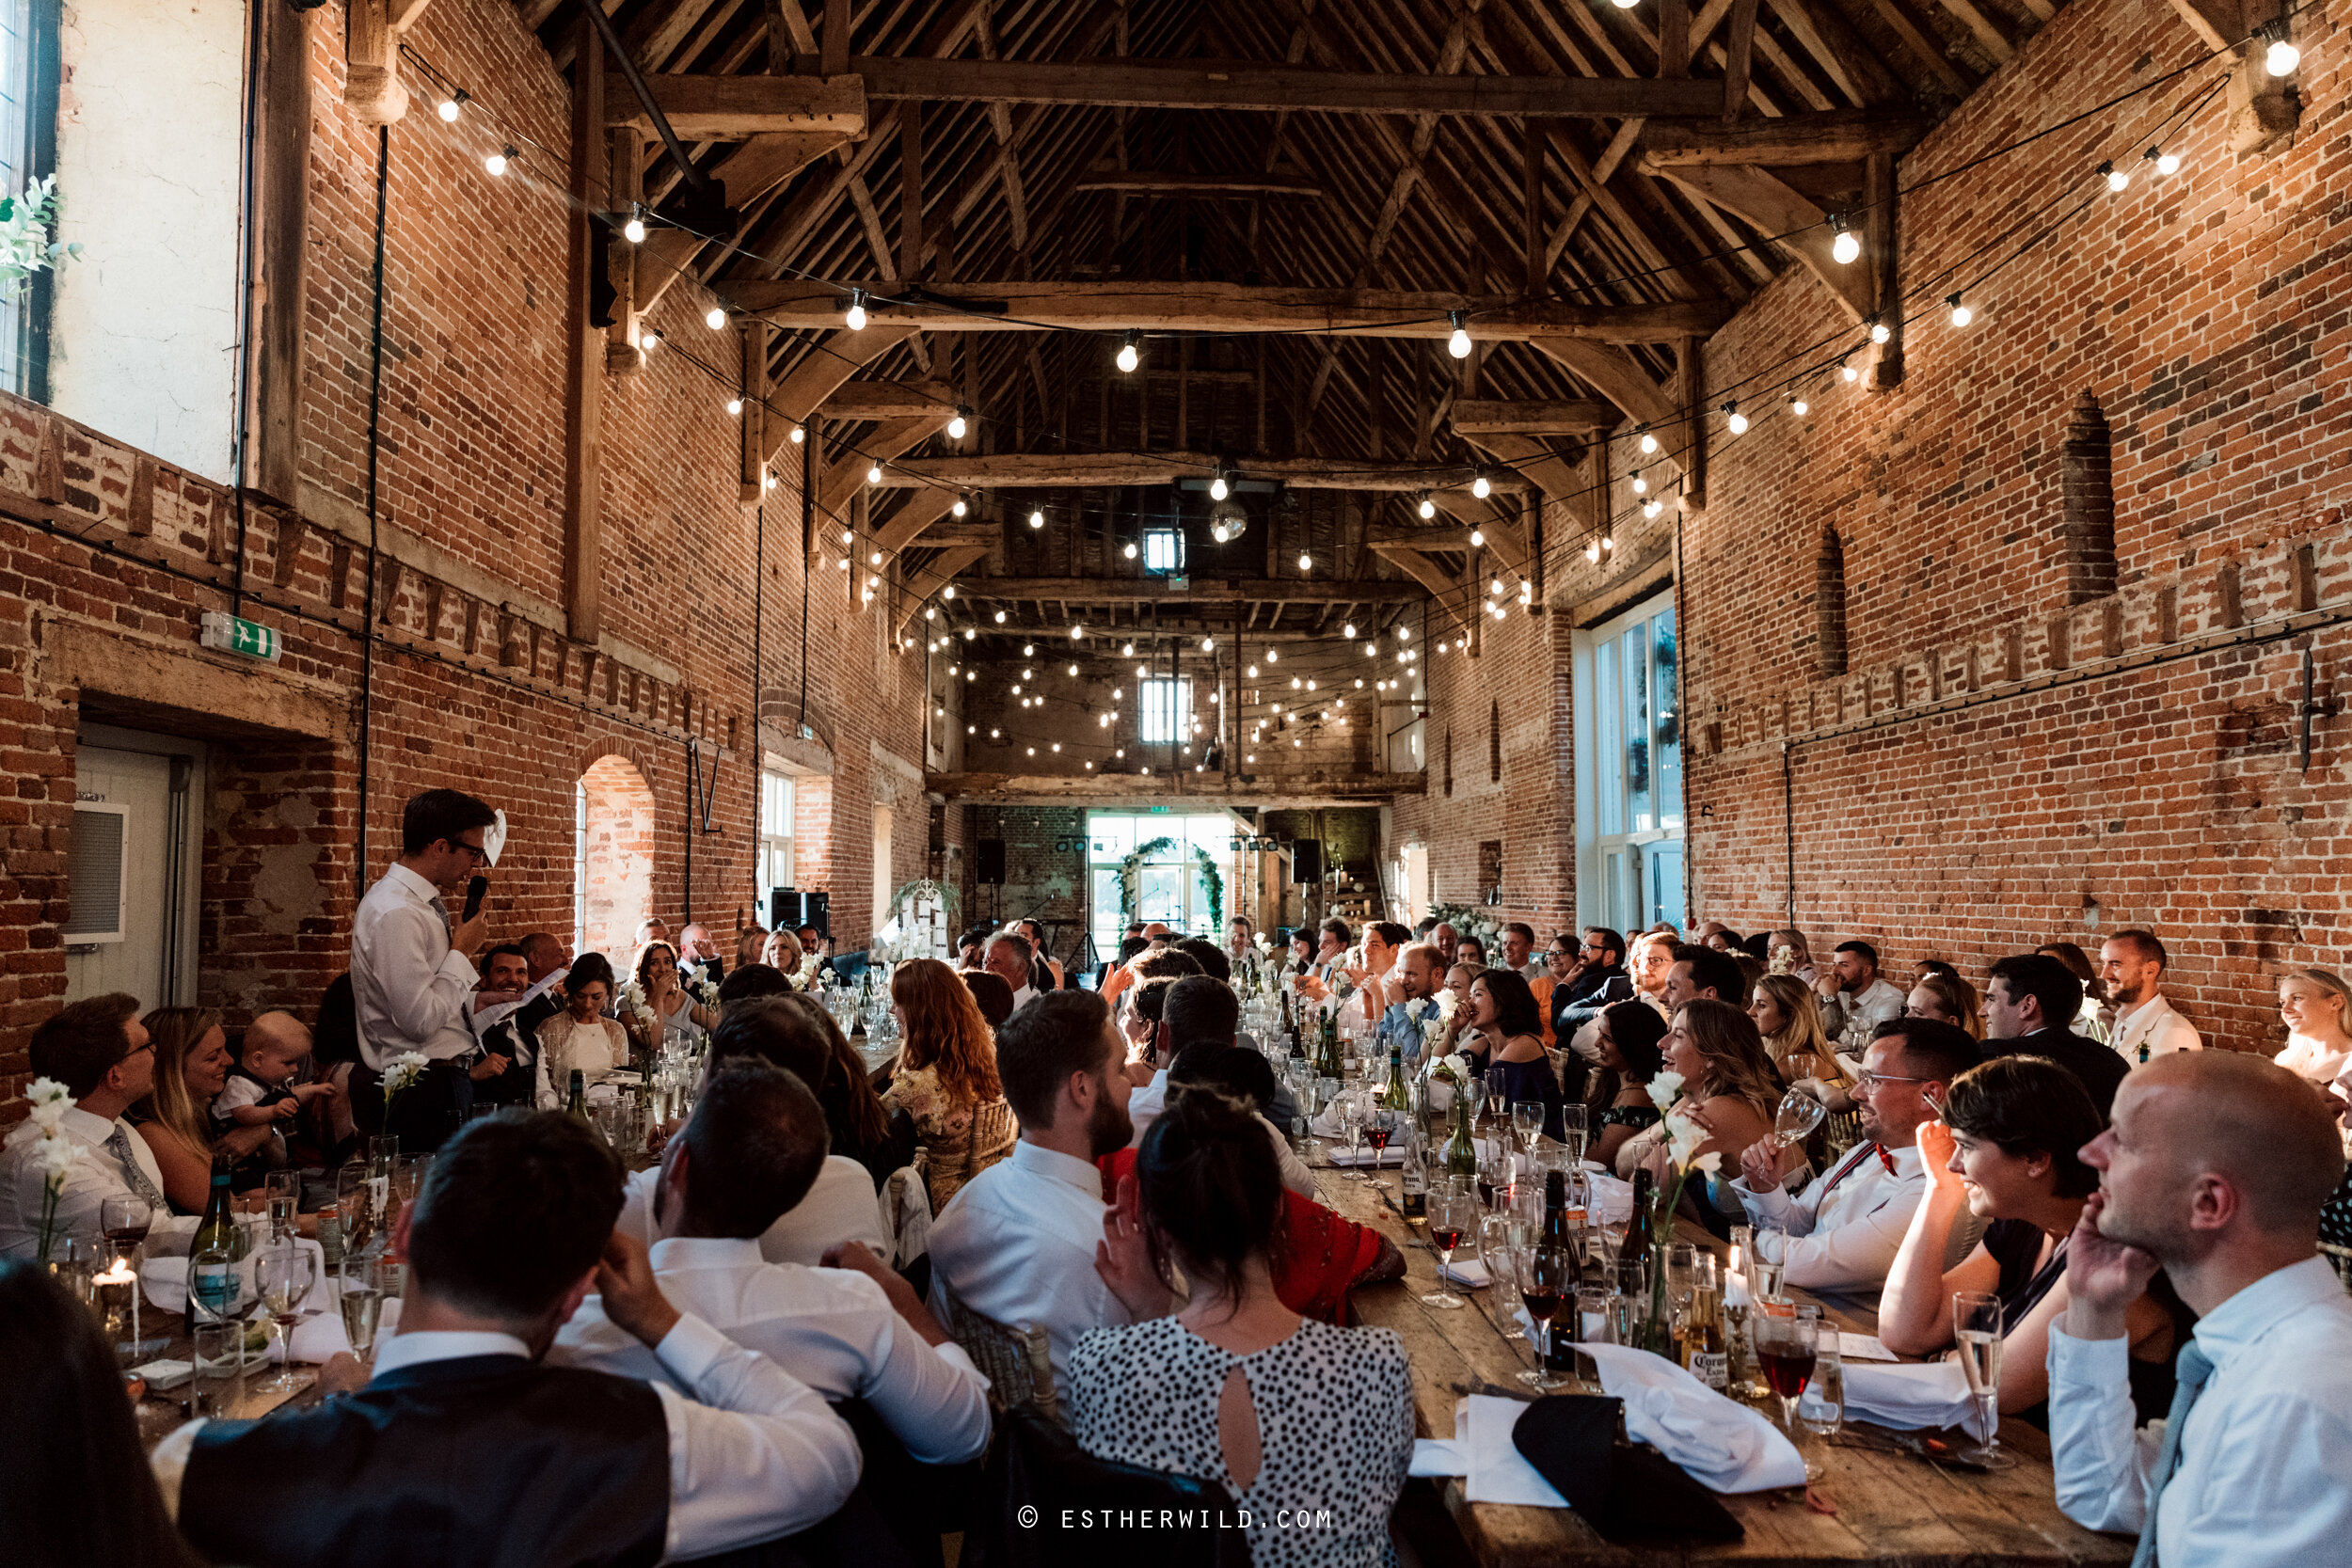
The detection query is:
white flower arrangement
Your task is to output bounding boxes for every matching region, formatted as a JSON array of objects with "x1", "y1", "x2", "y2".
[
  {"x1": 1425, "y1": 1051, "x2": 1477, "y2": 1085},
  {"x1": 1646, "y1": 1069, "x2": 1685, "y2": 1109},
  {"x1": 1768, "y1": 944, "x2": 1799, "y2": 977},
  {"x1": 26, "y1": 1077, "x2": 79, "y2": 1262},
  {"x1": 1432, "y1": 990, "x2": 1460, "y2": 1022},
  {"x1": 620, "y1": 979, "x2": 660, "y2": 1032},
  {"x1": 381, "y1": 1052, "x2": 430, "y2": 1114},
  {"x1": 694, "y1": 978, "x2": 721, "y2": 1009},
  {"x1": 1404, "y1": 997, "x2": 1430, "y2": 1022}
]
